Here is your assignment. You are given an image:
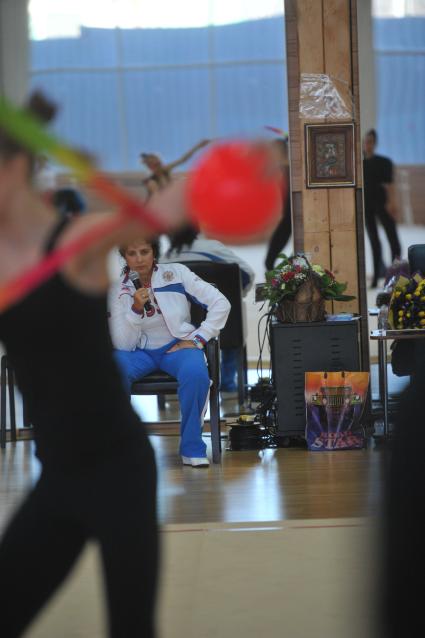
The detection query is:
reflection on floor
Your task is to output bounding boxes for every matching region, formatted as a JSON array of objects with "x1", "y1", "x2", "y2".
[{"x1": 0, "y1": 431, "x2": 387, "y2": 532}]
